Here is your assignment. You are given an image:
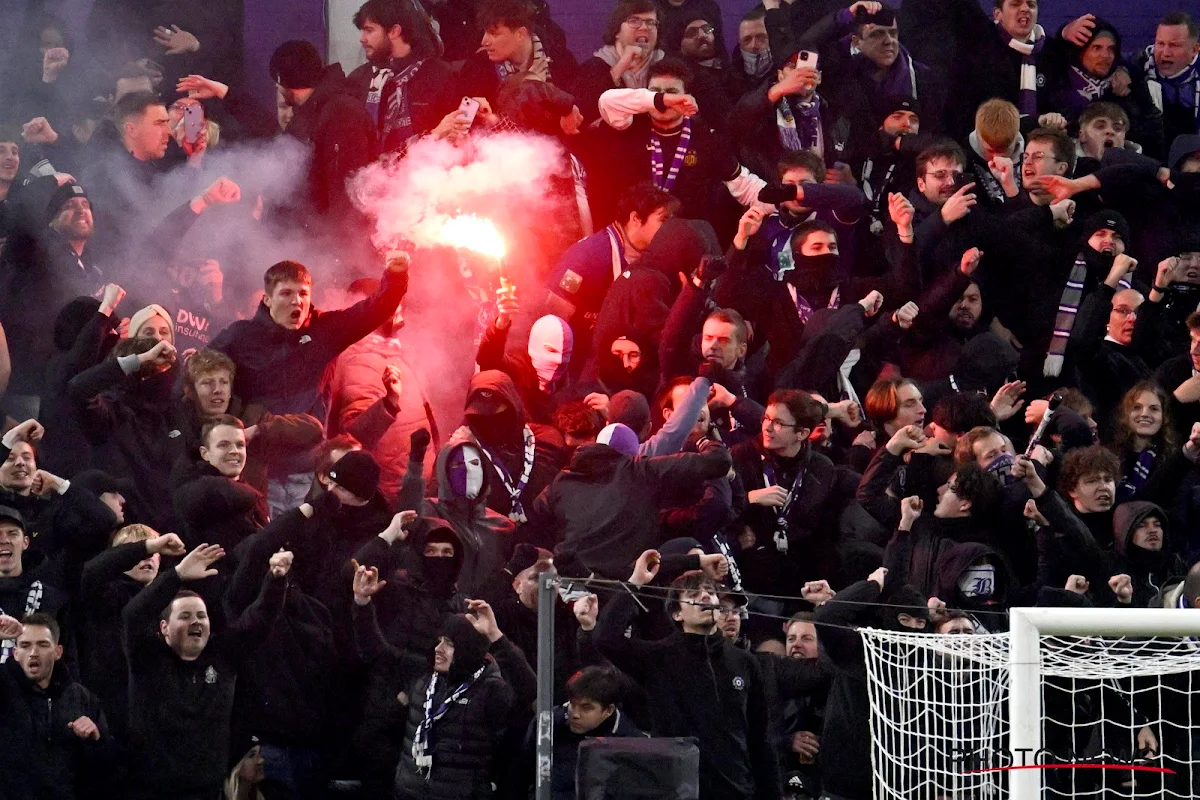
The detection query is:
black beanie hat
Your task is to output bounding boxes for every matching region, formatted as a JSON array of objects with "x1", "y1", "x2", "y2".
[
  {"x1": 1080, "y1": 209, "x2": 1131, "y2": 248},
  {"x1": 872, "y1": 94, "x2": 920, "y2": 128},
  {"x1": 46, "y1": 182, "x2": 88, "y2": 224},
  {"x1": 327, "y1": 450, "x2": 381, "y2": 501},
  {"x1": 440, "y1": 614, "x2": 491, "y2": 682},
  {"x1": 53, "y1": 296, "x2": 102, "y2": 351},
  {"x1": 269, "y1": 40, "x2": 325, "y2": 90}
]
